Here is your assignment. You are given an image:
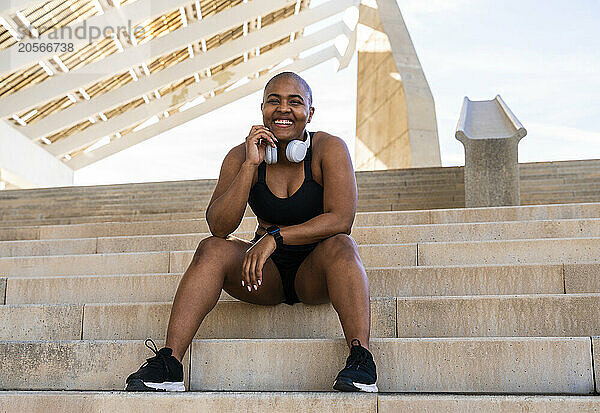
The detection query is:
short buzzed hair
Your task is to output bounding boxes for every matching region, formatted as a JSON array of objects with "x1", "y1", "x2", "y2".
[{"x1": 263, "y1": 72, "x2": 313, "y2": 106}]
